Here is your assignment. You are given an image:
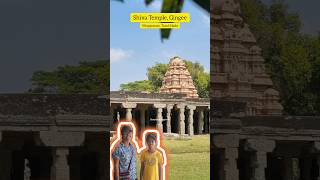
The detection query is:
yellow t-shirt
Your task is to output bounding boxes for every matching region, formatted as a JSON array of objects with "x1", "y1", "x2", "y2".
[{"x1": 141, "y1": 150, "x2": 164, "y2": 180}]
